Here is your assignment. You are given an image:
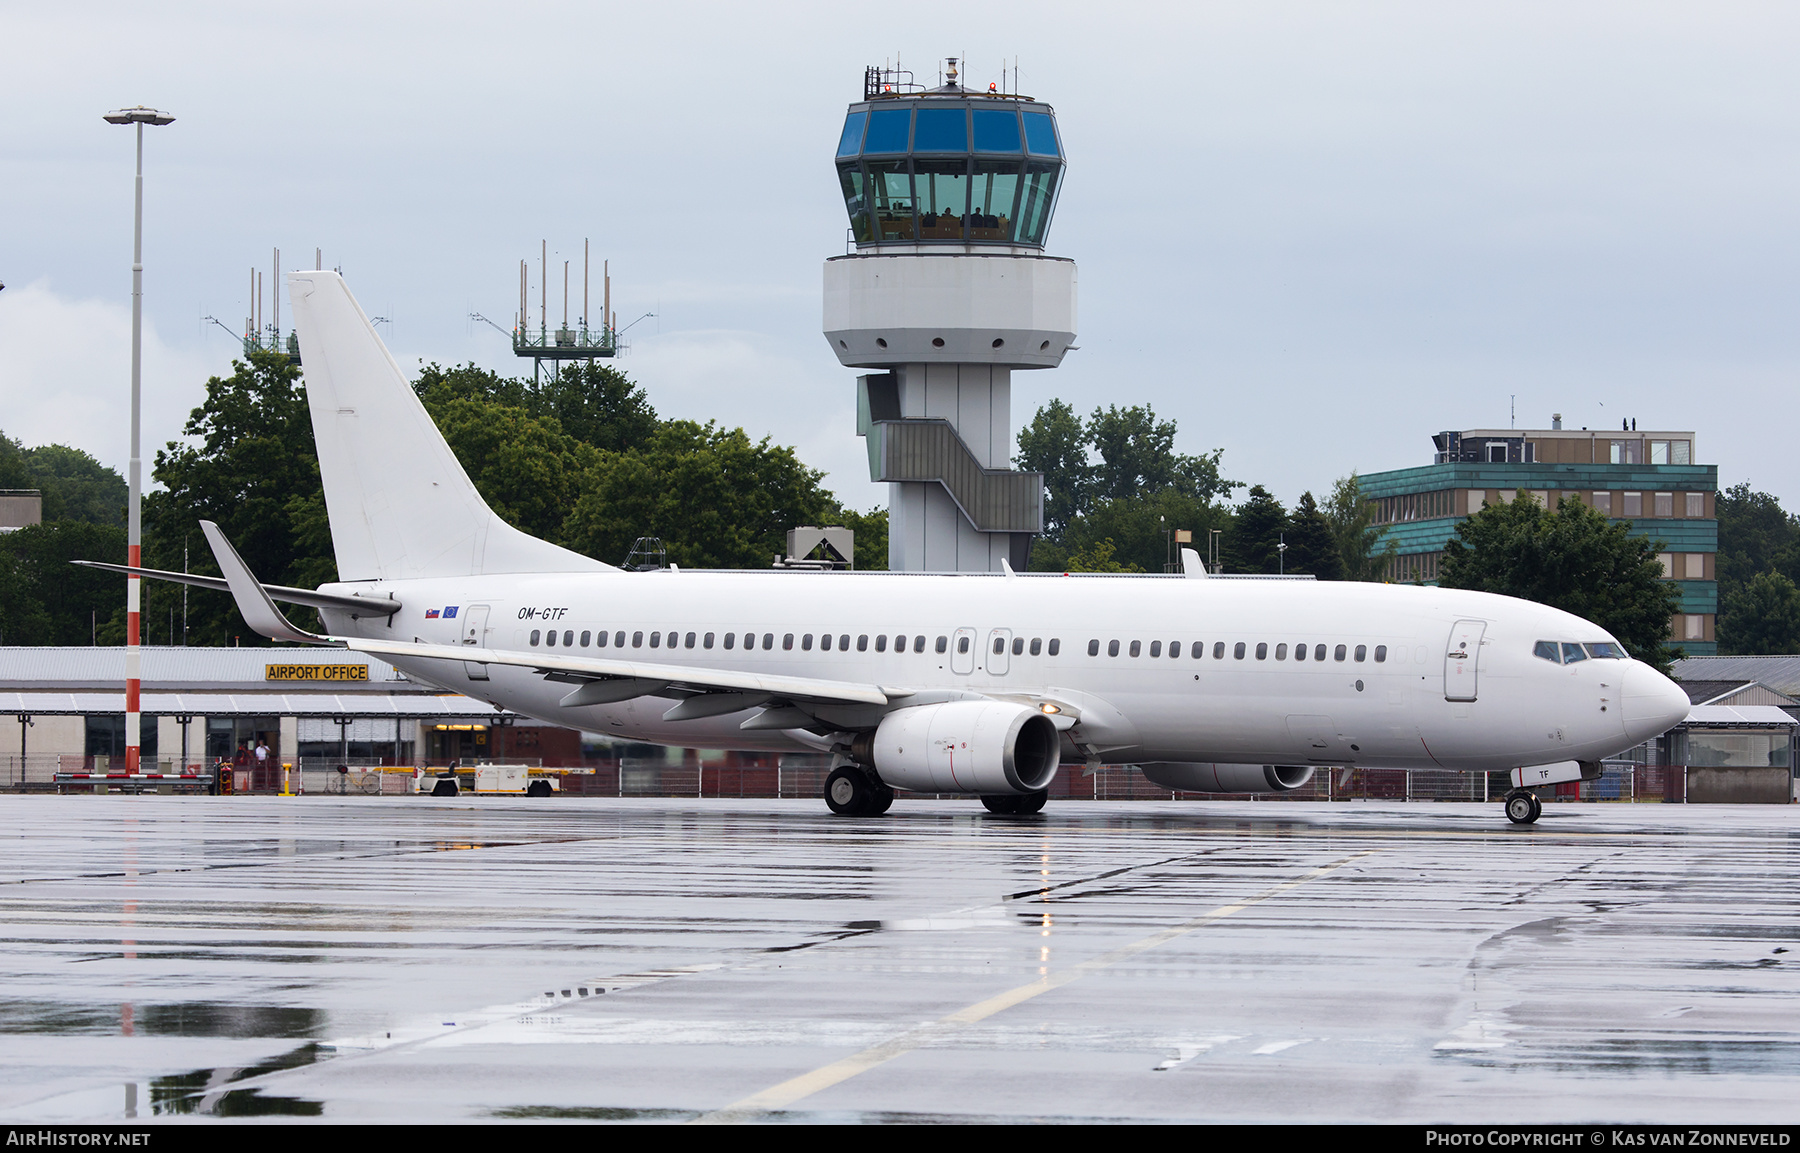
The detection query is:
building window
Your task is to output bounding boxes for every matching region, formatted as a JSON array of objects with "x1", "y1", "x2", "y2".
[
  {"x1": 1672, "y1": 440, "x2": 1691, "y2": 465},
  {"x1": 1658, "y1": 553, "x2": 1674, "y2": 578},
  {"x1": 1611, "y1": 440, "x2": 1642, "y2": 465},
  {"x1": 1654, "y1": 492, "x2": 1673, "y2": 518},
  {"x1": 1650, "y1": 440, "x2": 1670, "y2": 465},
  {"x1": 1685, "y1": 615, "x2": 1705, "y2": 641},
  {"x1": 1686, "y1": 492, "x2": 1705, "y2": 517},
  {"x1": 1685, "y1": 554, "x2": 1705, "y2": 580},
  {"x1": 1623, "y1": 492, "x2": 1643, "y2": 518}
]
